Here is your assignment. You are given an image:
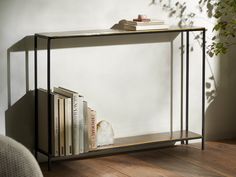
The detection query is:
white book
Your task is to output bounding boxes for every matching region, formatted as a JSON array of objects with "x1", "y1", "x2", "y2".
[
  {"x1": 64, "y1": 97, "x2": 72, "y2": 156},
  {"x1": 54, "y1": 87, "x2": 84, "y2": 154},
  {"x1": 78, "y1": 97, "x2": 84, "y2": 153},
  {"x1": 123, "y1": 24, "x2": 169, "y2": 31},
  {"x1": 125, "y1": 20, "x2": 165, "y2": 26}
]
